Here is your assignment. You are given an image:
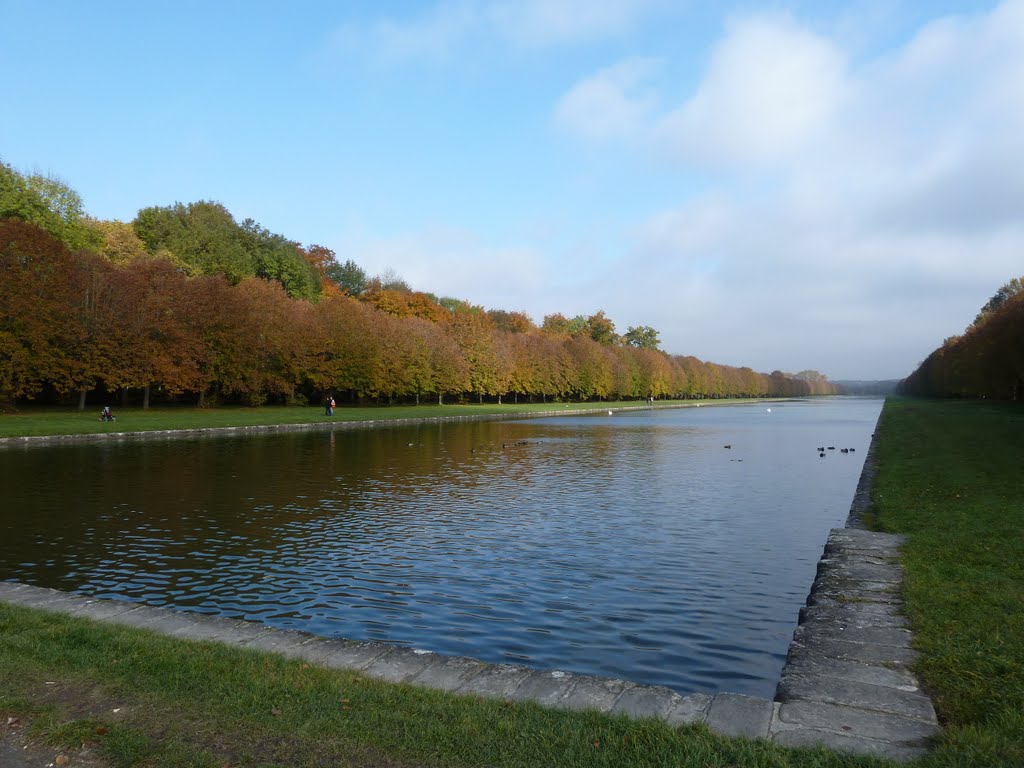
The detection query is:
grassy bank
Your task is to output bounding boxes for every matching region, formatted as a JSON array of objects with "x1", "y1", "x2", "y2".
[
  {"x1": 1, "y1": 603, "x2": 886, "y2": 768},
  {"x1": 0, "y1": 397, "x2": 1021, "y2": 766},
  {"x1": 867, "y1": 398, "x2": 1024, "y2": 766},
  {"x1": 0, "y1": 399, "x2": 734, "y2": 439}
]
